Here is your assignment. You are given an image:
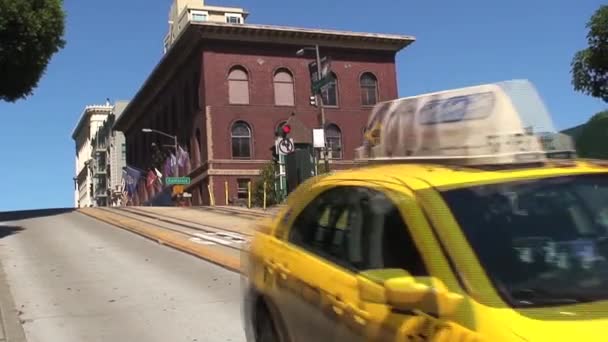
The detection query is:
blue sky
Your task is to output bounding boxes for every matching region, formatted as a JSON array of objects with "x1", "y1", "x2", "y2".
[{"x1": 0, "y1": 0, "x2": 606, "y2": 211}]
